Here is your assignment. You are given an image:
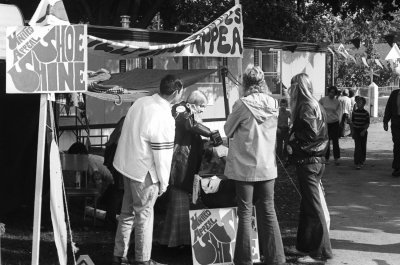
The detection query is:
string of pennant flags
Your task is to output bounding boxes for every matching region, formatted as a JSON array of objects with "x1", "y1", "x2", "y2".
[{"x1": 328, "y1": 39, "x2": 400, "y2": 71}]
